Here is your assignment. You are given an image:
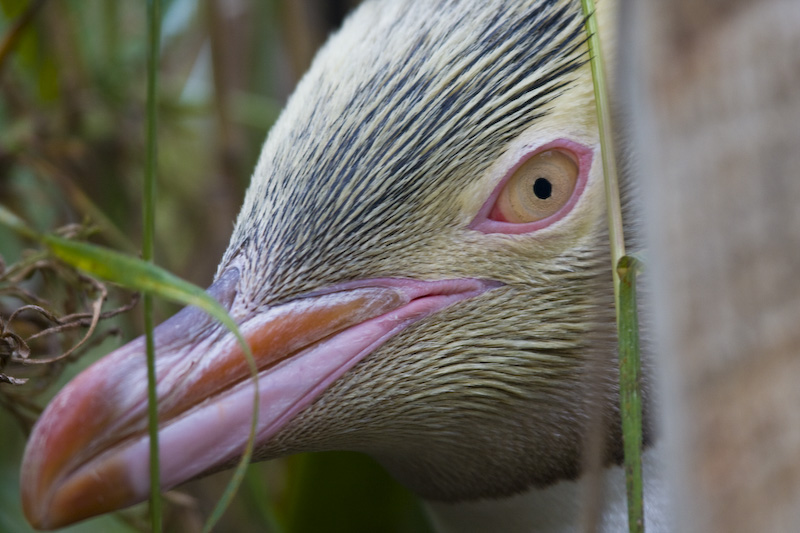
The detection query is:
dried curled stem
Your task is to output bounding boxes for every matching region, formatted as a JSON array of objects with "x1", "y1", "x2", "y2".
[{"x1": 0, "y1": 242, "x2": 138, "y2": 432}]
